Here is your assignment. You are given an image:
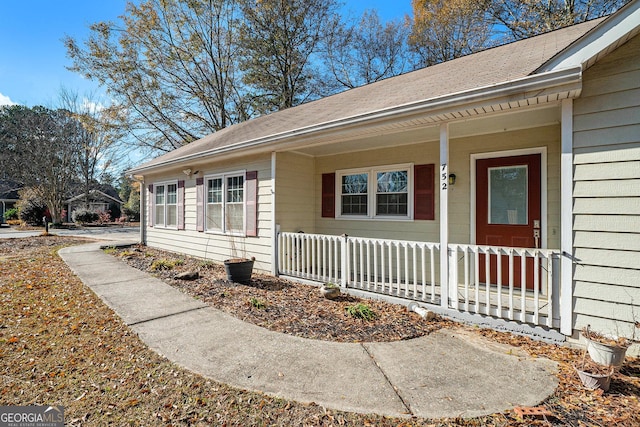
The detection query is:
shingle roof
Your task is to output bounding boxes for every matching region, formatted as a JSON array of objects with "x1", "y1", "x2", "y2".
[
  {"x1": 132, "y1": 18, "x2": 603, "y2": 173},
  {"x1": 0, "y1": 179, "x2": 21, "y2": 200}
]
